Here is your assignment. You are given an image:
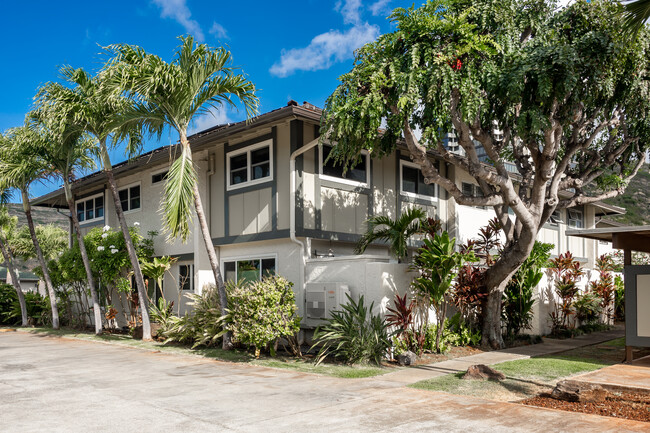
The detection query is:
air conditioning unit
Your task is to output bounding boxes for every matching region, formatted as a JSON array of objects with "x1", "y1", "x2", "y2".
[{"x1": 303, "y1": 282, "x2": 351, "y2": 328}]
